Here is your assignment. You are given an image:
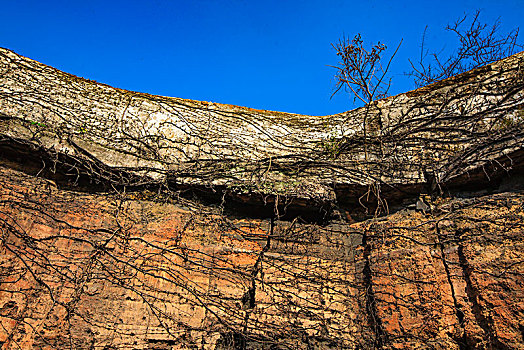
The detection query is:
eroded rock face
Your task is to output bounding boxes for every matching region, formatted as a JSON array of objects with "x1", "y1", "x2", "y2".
[
  {"x1": 0, "y1": 49, "x2": 524, "y2": 349},
  {"x1": 0, "y1": 48, "x2": 523, "y2": 209},
  {"x1": 1, "y1": 165, "x2": 523, "y2": 349}
]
